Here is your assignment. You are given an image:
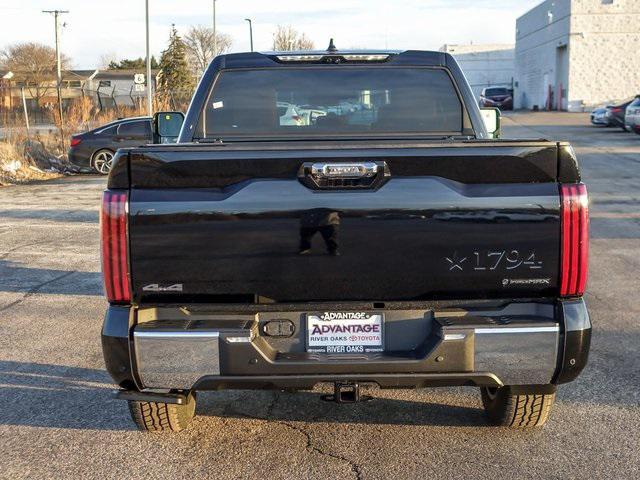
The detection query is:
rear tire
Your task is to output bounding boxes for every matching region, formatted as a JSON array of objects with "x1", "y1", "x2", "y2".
[
  {"x1": 91, "y1": 149, "x2": 114, "y2": 175},
  {"x1": 480, "y1": 386, "x2": 555, "y2": 428},
  {"x1": 127, "y1": 392, "x2": 196, "y2": 432}
]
